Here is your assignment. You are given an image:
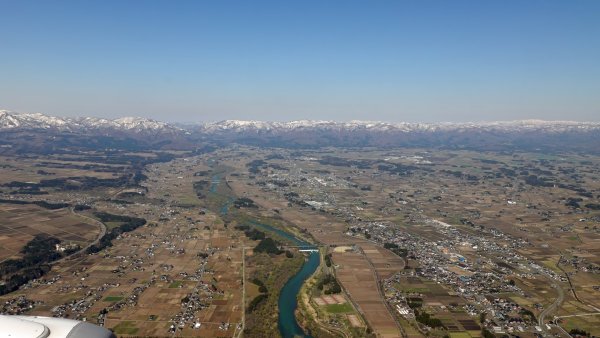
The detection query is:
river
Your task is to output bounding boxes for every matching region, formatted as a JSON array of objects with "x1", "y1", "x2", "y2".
[
  {"x1": 250, "y1": 220, "x2": 319, "y2": 338},
  {"x1": 210, "y1": 174, "x2": 319, "y2": 337}
]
